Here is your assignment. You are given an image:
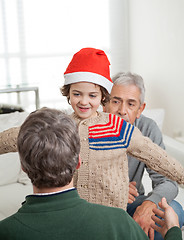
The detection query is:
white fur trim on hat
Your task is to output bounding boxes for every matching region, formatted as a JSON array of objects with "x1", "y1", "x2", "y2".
[{"x1": 64, "y1": 72, "x2": 113, "y2": 94}]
